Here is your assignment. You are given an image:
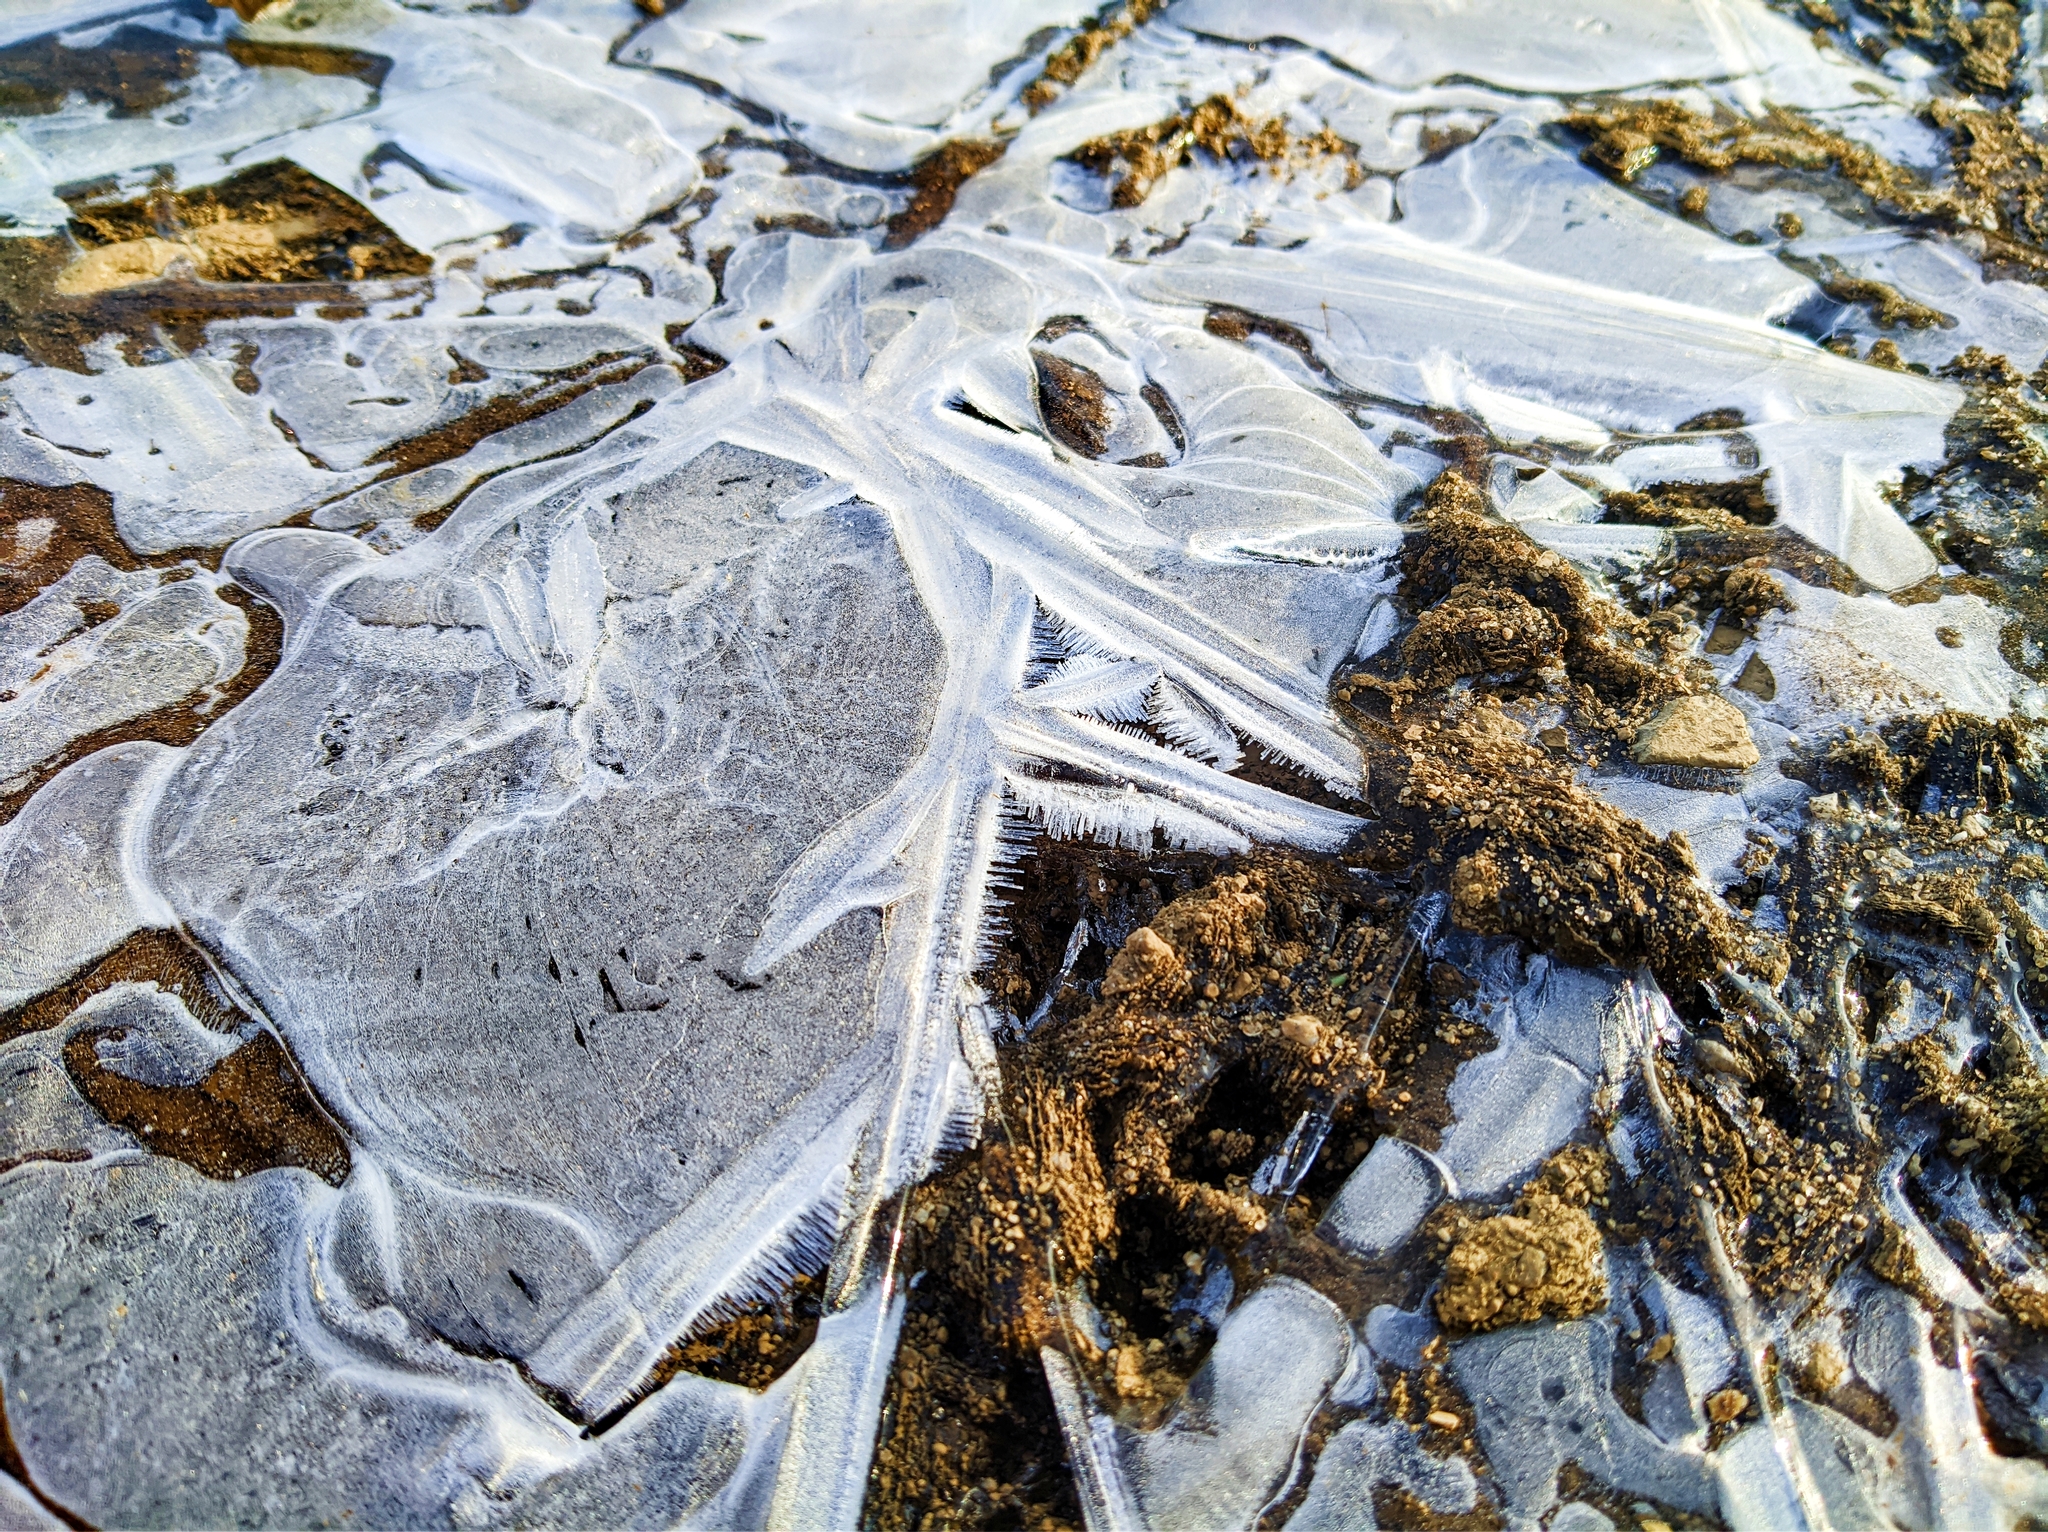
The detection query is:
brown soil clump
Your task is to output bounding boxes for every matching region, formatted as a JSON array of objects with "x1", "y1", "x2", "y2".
[
  {"x1": 867, "y1": 1304, "x2": 1081, "y2": 1531},
  {"x1": 1819, "y1": 709, "x2": 2048, "y2": 815},
  {"x1": 1434, "y1": 1148, "x2": 1611, "y2": 1333},
  {"x1": 869, "y1": 853, "x2": 1422, "y2": 1528},
  {"x1": 1861, "y1": 869, "x2": 2002, "y2": 944},
  {"x1": 1068, "y1": 94, "x2": 1350, "y2": 207},
  {"x1": 1345, "y1": 472, "x2": 1753, "y2": 991},
  {"x1": 1566, "y1": 100, "x2": 1946, "y2": 212},
  {"x1": 1381, "y1": 469, "x2": 1696, "y2": 728},
  {"x1": 1808, "y1": 254, "x2": 1954, "y2": 330},
  {"x1": 925, "y1": 862, "x2": 1402, "y2": 1354},
  {"x1": 1604, "y1": 480, "x2": 1854, "y2": 638},
  {"x1": 1935, "y1": 346, "x2": 2048, "y2": 491},
  {"x1": 1641, "y1": 1051, "x2": 1877, "y2": 1300},
  {"x1": 1853, "y1": 0, "x2": 2023, "y2": 93}
]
